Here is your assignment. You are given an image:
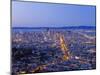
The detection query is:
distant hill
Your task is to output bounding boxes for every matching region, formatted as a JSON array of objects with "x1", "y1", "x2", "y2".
[{"x1": 12, "y1": 26, "x2": 96, "y2": 30}]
